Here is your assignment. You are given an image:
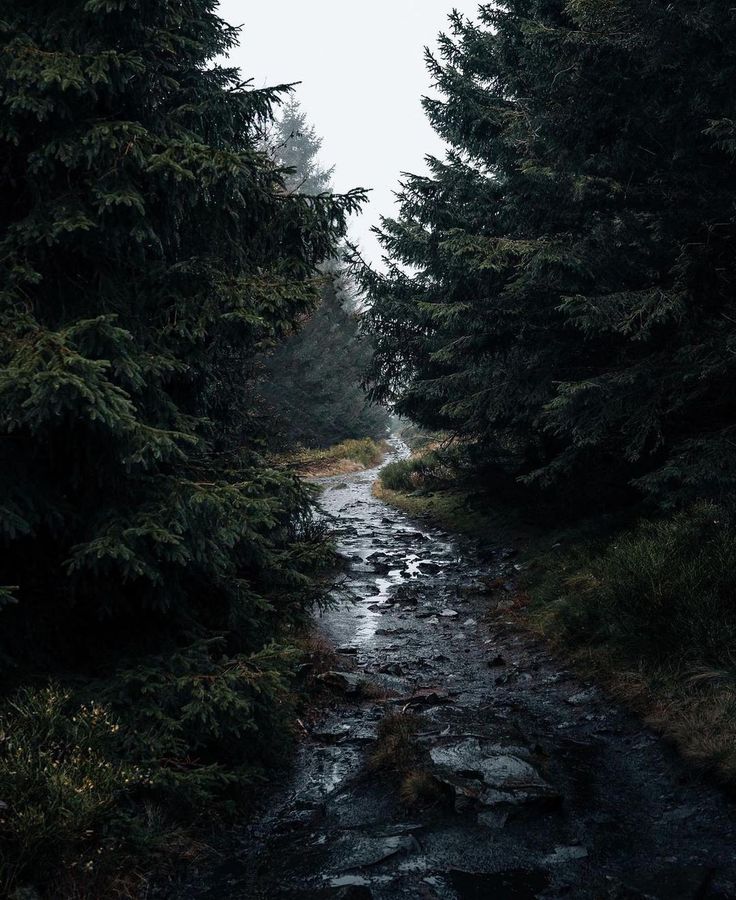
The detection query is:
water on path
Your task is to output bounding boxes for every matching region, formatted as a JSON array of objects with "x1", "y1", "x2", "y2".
[{"x1": 172, "y1": 440, "x2": 736, "y2": 899}]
